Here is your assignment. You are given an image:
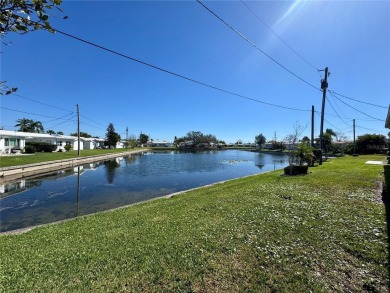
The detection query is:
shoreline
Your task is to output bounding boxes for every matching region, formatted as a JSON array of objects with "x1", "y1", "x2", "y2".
[{"x1": 0, "y1": 149, "x2": 147, "y2": 182}]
